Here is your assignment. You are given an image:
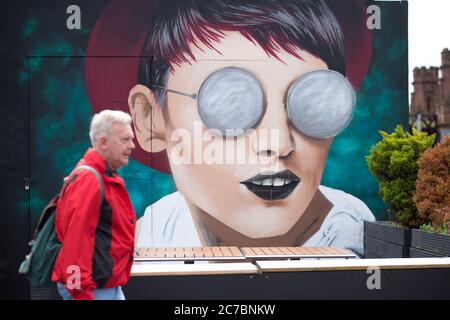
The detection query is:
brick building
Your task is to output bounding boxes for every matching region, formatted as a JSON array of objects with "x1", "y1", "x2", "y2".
[{"x1": 410, "y1": 48, "x2": 450, "y2": 140}]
